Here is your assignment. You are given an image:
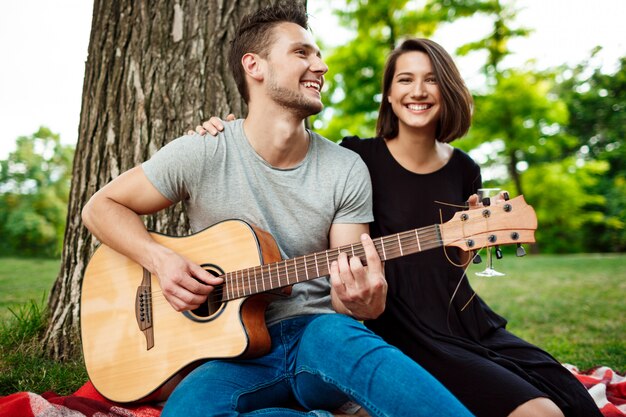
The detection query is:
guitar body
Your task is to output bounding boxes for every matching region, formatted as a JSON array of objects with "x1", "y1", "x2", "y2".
[{"x1": 80, "y1": 220, "x2": 282, "y2": 403}]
